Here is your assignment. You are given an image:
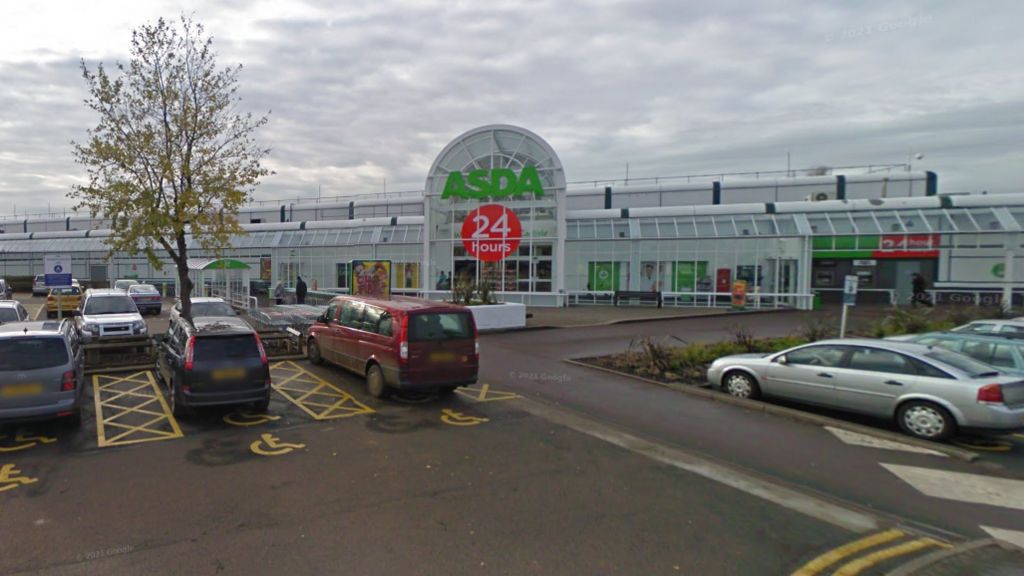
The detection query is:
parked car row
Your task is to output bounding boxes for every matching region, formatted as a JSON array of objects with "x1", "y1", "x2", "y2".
[{"x1": 709, "y1": 318, "x2": 1024, "y2": 442}]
